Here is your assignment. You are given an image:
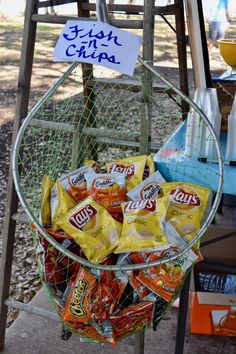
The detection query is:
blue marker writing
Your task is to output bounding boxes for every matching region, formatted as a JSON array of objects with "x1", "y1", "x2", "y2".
[
  {"x1": 63, "y1": 25, "x2": 83, "y2": 41},
  {"x1": 65, "y1": 44, "x2": 120, "y2": 64},
  {"x1": 63, "y1": 24, "x2": 122, "y2": 47}
]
